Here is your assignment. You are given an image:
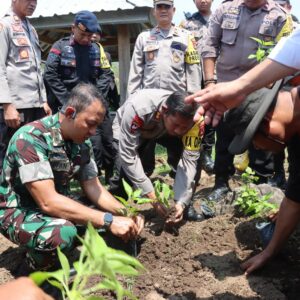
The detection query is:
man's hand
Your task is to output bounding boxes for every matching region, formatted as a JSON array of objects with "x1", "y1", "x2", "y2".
[
  {"x1": 147, "y1": 191, "x2": 168, "y2": 218},
  {"x1": 240, "y1": 250, "x2": 273, "y2": 275},
  {"x1": 0, "y1": 277, "x2": 54, "y2": 300},
  {"x1": 185, "y1": 81, "x2": 247, "y2": 127},
  {"x1": 43, "y1": 103, "x2": 52, "y2": 116},
  {"x1": 133, "y1": 214, "x2": 145, "y2": 235},
  {"x1": 109, "y1": 216, "x2": 139, "y2": 242},
  {"x1": 3, "y1": 103, "x2": 20, "y2": 128},
  {"x1": 166, "y1": 203, "x2": 184, "y2": 225}
]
